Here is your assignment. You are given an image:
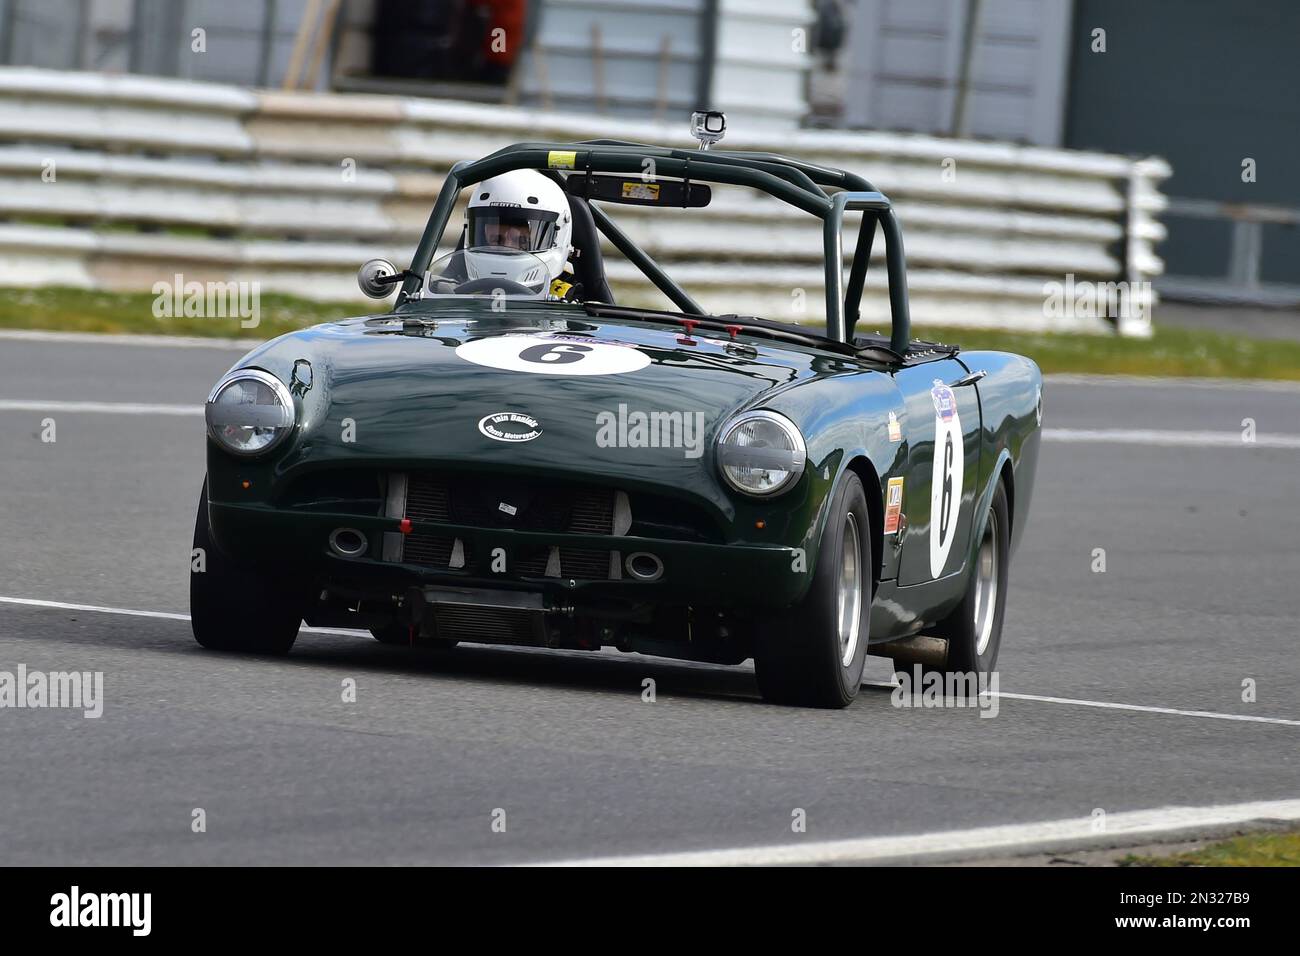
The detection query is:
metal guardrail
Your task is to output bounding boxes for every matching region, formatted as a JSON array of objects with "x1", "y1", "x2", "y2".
[
  {"x1": 1157, "y1": 197, "x2": 1300, "y2": 308},
  {"x1": 0, "y1": 67, "x2": 1171, "y2": 333}
]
